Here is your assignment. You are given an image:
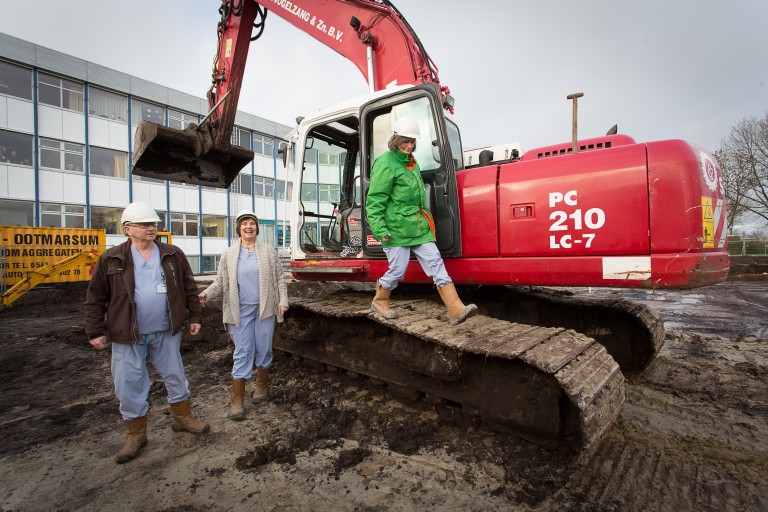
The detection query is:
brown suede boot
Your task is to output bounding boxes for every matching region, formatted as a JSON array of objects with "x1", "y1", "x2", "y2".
[
  {"x1": 229, "y1": 379, "x2": 246, "y2": 421},
  {"x1": 437, "y1": 283, "x2": 478, "y2": 325},
  {"x1": 371, "y1": 280, "x2": 399, "y2": 319},
  {"x1": 115, "y1": 415, "x2": 148, "y2": 464},
  {"x1": 170, "y1": 399, "x2": 210, "y2": 433},
  {"x1": 252, "y1": 369, "x2": 270, "y2": 403}
]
